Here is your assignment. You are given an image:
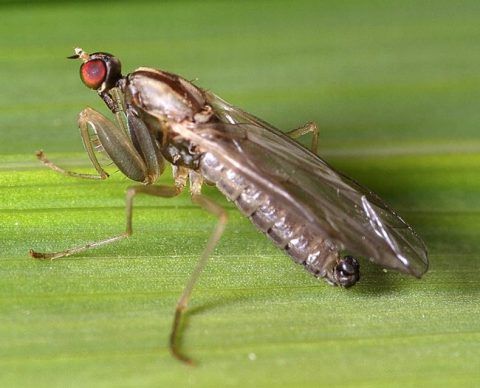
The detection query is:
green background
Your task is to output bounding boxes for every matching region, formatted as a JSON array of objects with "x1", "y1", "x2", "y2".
[{"x1": 1, "y1": 1, "x2": 479, "y2": 386}]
